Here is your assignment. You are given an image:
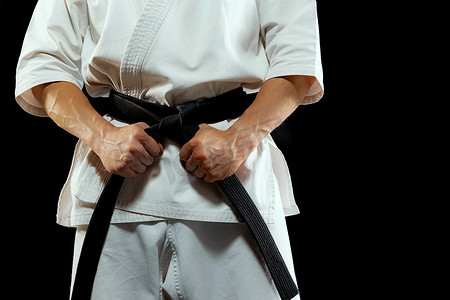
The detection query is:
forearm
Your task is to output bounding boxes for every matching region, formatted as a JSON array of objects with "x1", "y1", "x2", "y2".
[
  {"x1": 32, "y1": 81, "x2": 162, "y2": 178},
  {"x1": 228, "y1": 75, "x2": 315, "y2": 148},
  {"x1": 179, "y1": 75, "x2": 316, "y2": 182},
  {"x1": 31, "y1": 81, "x2": 114, "y2": 152}
]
